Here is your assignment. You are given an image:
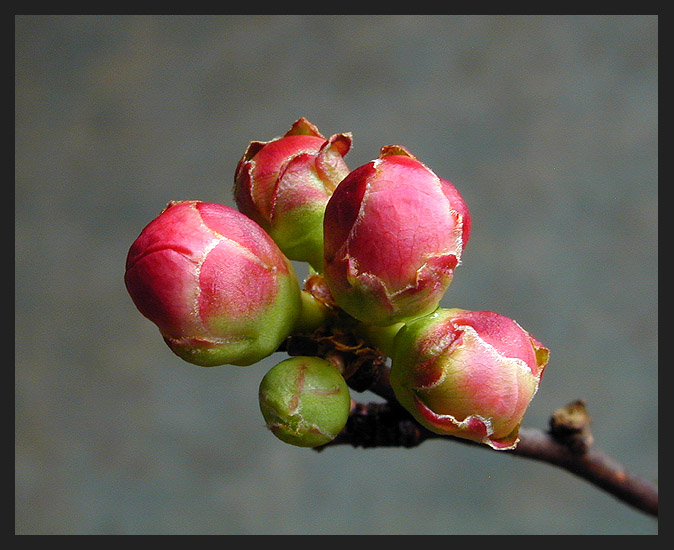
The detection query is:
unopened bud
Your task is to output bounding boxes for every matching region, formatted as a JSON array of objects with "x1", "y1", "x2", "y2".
[
  {"x1": 125, "y1": 200, "x2": 302, "y2": 366},
  {"x1": 323, "y1": 145, "x2": 471, "y2": 326},
  {"x1": 390, "y1": 308, "x2": 549, "y2": 450},
  {"x1": 234, "y1": 117, "x2": 352, "y2": 271},
  {"x1": 258, "y1": 356, "x2": 351, "y2": 447}
]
